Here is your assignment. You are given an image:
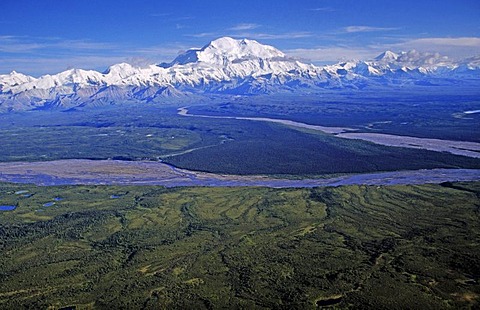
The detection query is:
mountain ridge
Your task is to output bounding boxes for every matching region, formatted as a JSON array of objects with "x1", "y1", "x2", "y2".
[{"x1": 1, "y1": 37, "x2": 479, "y2": 111}]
